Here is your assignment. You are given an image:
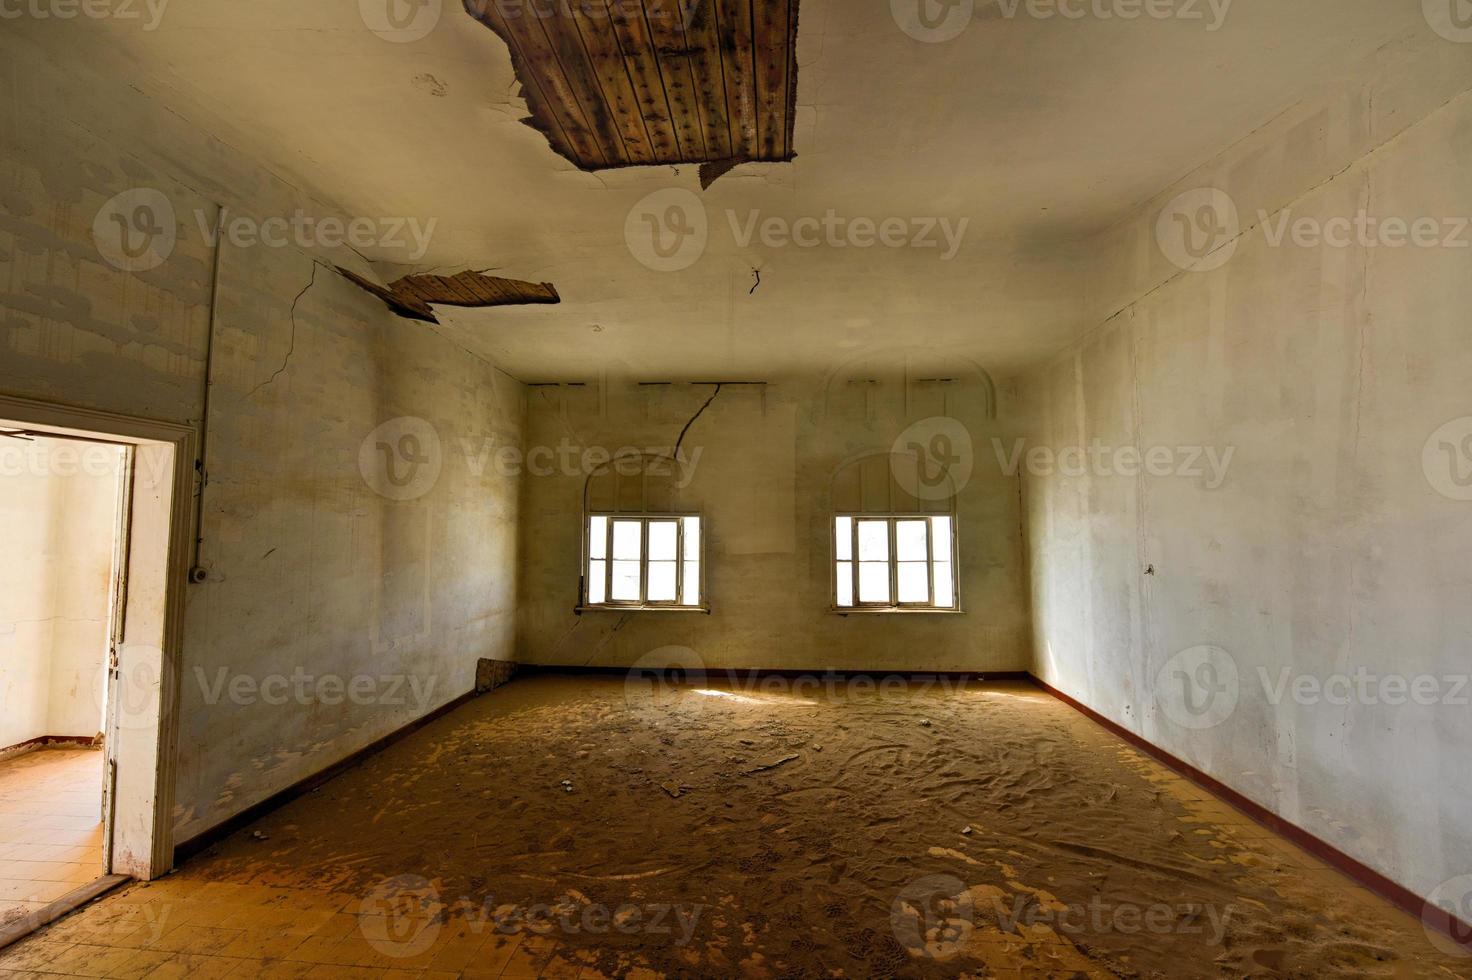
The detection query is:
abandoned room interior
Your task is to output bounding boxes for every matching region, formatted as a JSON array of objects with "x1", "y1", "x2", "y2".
[{"x1": 1, "y1": 0, "x2": 1471, "y2": 976}]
